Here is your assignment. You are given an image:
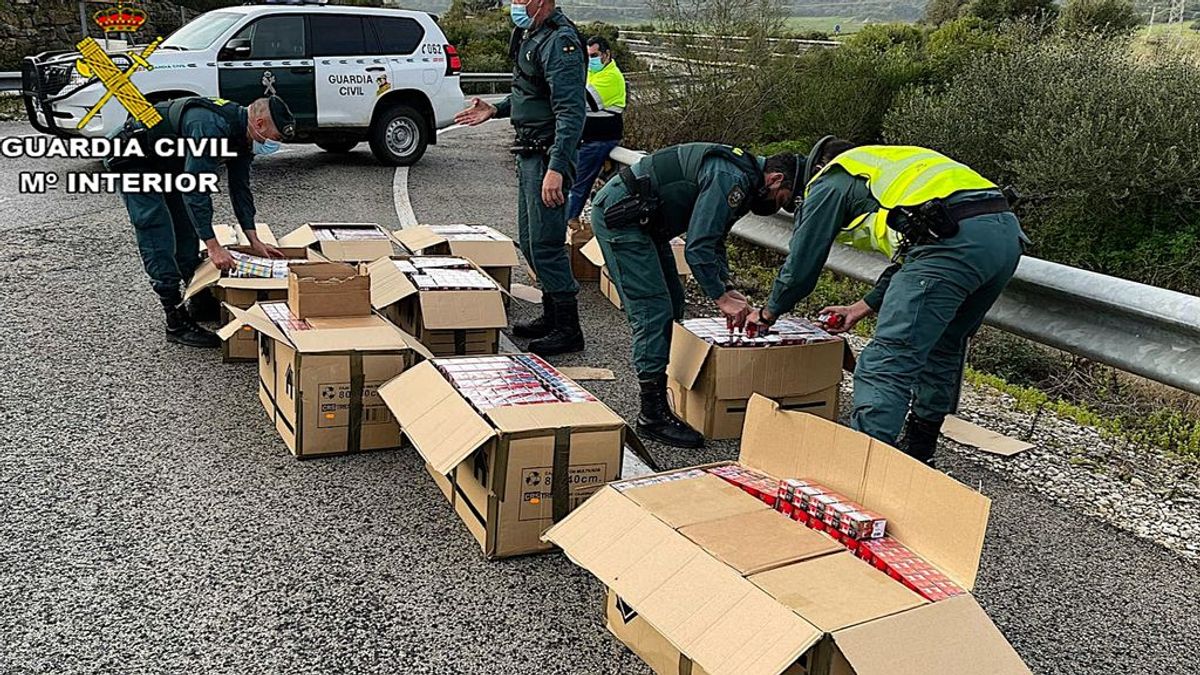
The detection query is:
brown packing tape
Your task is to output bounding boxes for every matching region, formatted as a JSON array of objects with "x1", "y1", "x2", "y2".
[
  {"x1": 552, "y1": 427, "x2": 572, "y2": 523},
  {"x1": 348, "y1": 353, "x2": 364, "y2": 454}
]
